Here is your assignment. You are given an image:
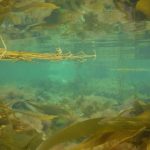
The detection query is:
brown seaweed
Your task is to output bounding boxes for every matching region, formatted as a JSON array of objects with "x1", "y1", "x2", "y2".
[
  {"x1": 12, "y1": 2, "x2": 59, "y2": 12},
  {"x1": 37, "y1": 100, "x2": 150, "y2": 150},
  {"x1": 0, "y1": 100, "x2": 59, "y2": 149},
  {"x1": 37, "y1": 117, "x2": 103, "y2": 150},
  {"x1": 136, "y1": 0, "x2": 150, "y2": 19}
]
